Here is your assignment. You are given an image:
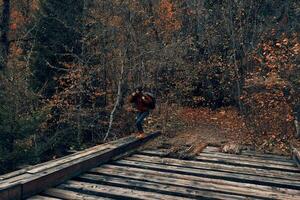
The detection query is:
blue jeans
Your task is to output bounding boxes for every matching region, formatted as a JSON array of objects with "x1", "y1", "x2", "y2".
[{"x1": 136, "y1": 111, "x2": 149, "y2": 132}]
